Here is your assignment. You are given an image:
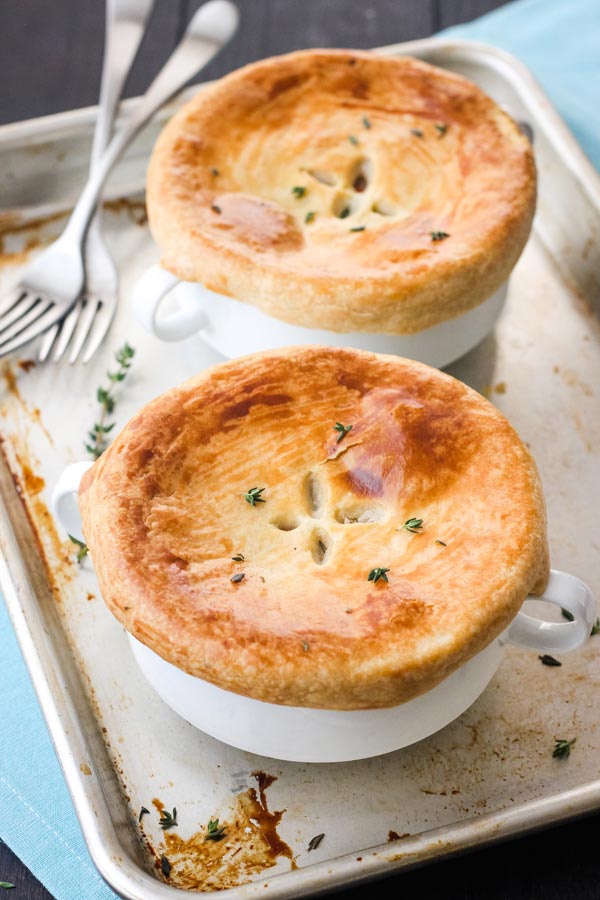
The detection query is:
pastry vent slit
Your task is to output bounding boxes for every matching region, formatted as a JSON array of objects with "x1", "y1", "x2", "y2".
[
  {"x1": 270, "y1": 515, "x2": 300, "y2": 532},
  {"x1": 311, "y1": 528, "x2": 332, "y2": 565},
  {"x1": 335, "y1": 506, "x2": 386, "y2": 524},
  {"x1": 305, "y1": 472, "x2": 325, "y2": 518}
]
